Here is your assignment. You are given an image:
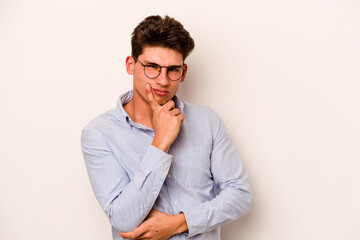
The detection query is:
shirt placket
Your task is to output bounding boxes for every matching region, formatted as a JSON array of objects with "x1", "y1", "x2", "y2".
[{"x1": 166, "y1": 150, "x2": 183, "y2": 215}]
